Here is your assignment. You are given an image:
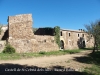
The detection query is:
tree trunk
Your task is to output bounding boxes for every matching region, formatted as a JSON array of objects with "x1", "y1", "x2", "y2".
[
  {"x1": 92, "y1": 47, "x2": 95, "y2": 53},
  {"x1": 92, "y1": 38, "x2": 96, "y2": 53}
]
